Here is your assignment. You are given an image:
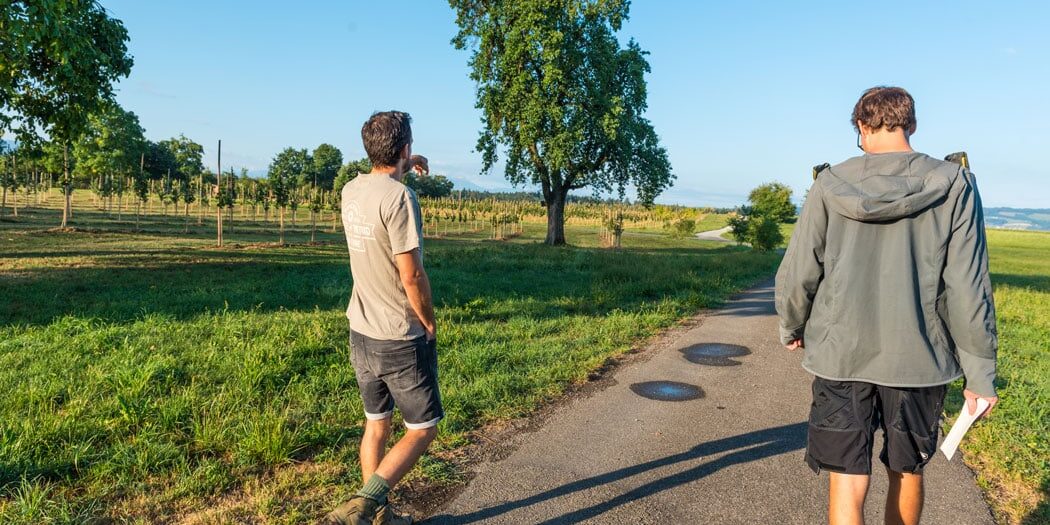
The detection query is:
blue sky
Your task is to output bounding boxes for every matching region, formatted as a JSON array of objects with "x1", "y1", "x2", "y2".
[{"x1": 100, "y1": 1, "x2": 1049, "y2": 208}]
